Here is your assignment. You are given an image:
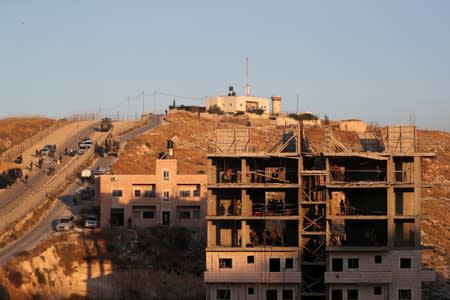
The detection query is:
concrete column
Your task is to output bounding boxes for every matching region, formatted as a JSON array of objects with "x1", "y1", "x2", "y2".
[{"x1": 207, "y1": 220, "x2": 216, "y2": 248}]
